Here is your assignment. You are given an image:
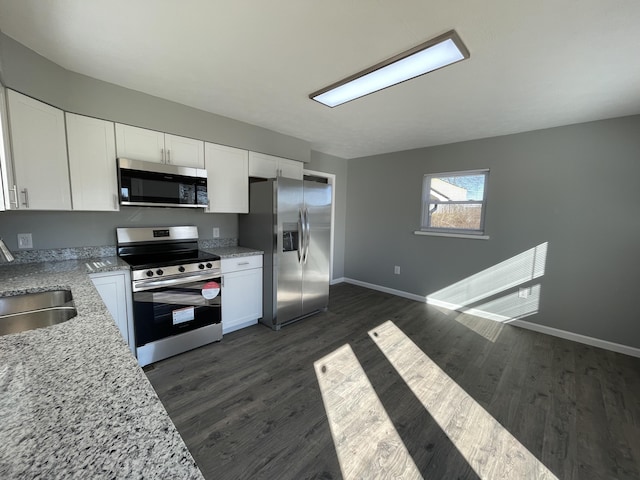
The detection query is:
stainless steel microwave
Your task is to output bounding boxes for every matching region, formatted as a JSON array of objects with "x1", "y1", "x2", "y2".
[{"x1": 117, "y1": 158, "x2": 208, "y2": 208}]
